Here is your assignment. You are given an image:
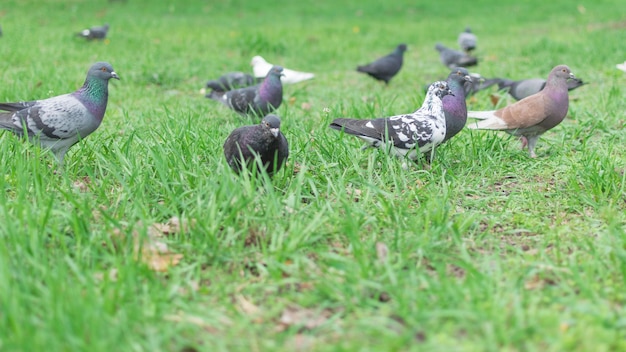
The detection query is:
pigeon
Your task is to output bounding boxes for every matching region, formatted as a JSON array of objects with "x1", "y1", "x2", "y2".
[
  {"x1": 442, "y1": 68, "x2": 472, "y2": 143},
  {"x1": 206, "y1": 72, "x2": 255, "y2": 92},
  {"x1": 77, "y1": 23, "x2": 109, "y2": 40},
  {"x1": 250, "y1": 56, "x2": 314, "y2": 84},
  {"x1": 457, "y1": 27, "x2": 477, "y2": 53},
  {"x1": 435, "y1": 43, "x2": 478, "y2": 69},
  {"x1": 0, "y1": 62, "x2": 119, "y2": 164},
  {"x1": 617, "y1": 61, "x2": 626, "y2": 72},
  {"x1": 464, "y1": 73, "x2": 503, "y2": 96},
  {"x1": 329, "y1": 81, "x2": 453, "y2": 164},
  {"x1": 356, "y1": 44, "x2": 407, "y2": 85},
  {"x1": 223, "y1": 114, "x2": 289, "y2": 176},
  {"x1": 497, "y1": 76, "x2": 585, "y2": 101},
  {"x1": 467, "y1": 65, "x2": 575, "y2": 158},
  {"x1": 207, "y1": 66, "x2": 283, "y2": 117}
]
